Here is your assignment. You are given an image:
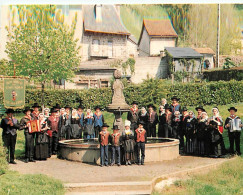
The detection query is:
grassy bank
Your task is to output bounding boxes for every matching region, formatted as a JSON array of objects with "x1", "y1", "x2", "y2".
[{"x1": 153, "y1": 157, "x2": 243, "y2": 195}]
